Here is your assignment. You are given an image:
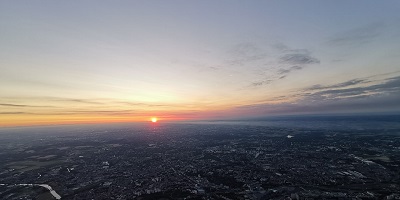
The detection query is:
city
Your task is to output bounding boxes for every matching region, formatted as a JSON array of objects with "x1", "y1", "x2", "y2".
[{"x1": 0, "y1": 120, "x2": 399, "y2": 199}]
